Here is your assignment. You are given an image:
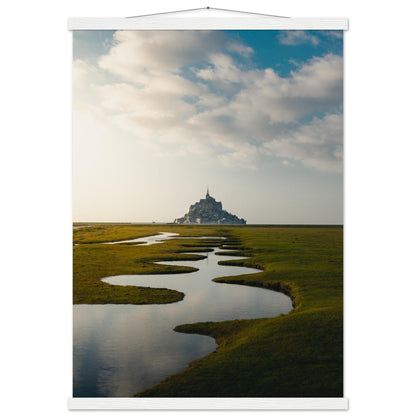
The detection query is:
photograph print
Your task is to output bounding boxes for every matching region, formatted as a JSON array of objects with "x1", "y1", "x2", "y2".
[{"x1": 72, "y1": 29, "x2": 343, "y2": 398}]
